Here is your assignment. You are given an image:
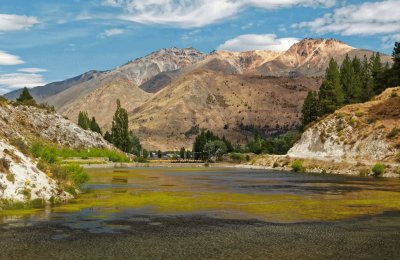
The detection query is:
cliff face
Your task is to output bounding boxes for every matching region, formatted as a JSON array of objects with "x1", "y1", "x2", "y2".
[{"x1": 289, "y1": 87, "x2": 400, "y2": 162}]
